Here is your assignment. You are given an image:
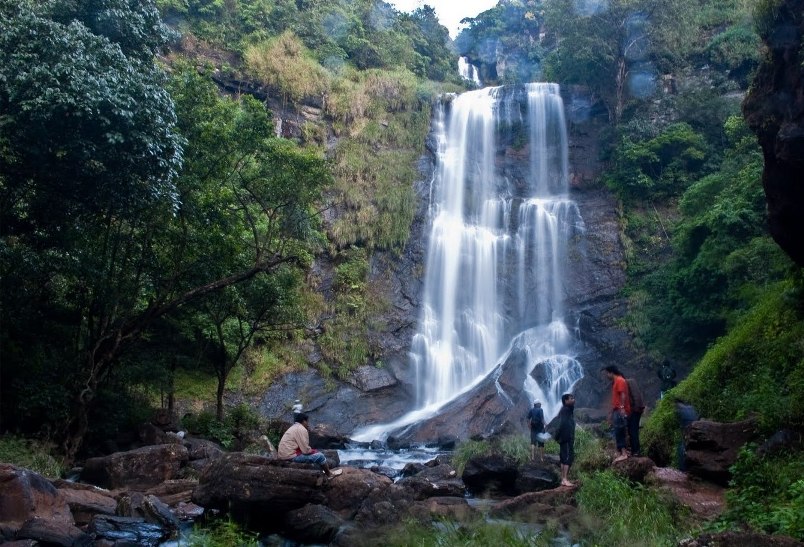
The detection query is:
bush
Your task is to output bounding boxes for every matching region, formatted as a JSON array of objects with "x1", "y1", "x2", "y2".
[
  {"x1": 643, "y1": 280, "x2": 804, "y2": 464},
  {"x1": 452, "y1": 435, "x2": 530, "y2": 475},
  {"x1": 0, "y1": 435, "x2": 63, "y2": 478},
  {"x1": 574, "y1": 470, "x2": 685, "y2": 546},
  {"x1": 386, "y1": 517, "x2": 558, "y2": 547},
  {"x1": 186, "y1": 517, "x2": 260, "y2": 547},
  {"x1": 714, "y1": 445, "x2": 804, "y2": 539}
]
